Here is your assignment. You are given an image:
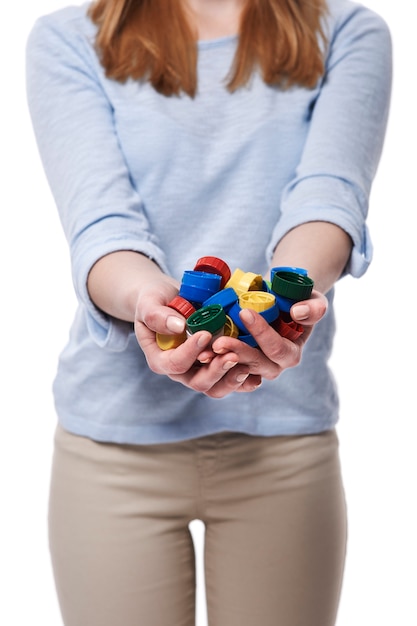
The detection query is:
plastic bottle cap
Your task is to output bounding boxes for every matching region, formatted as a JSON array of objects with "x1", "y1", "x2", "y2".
[
  {"x1": 228, "y1": 302, "x2": 250, "y2": 332},
  {"x1": 167, "y1": 295, "x2": 196, "y2": 318},
  {"x1": 186, "y1": 304, "x2": 227, "y2": 335},
  {"x1": 181, "y1": 270, "x2": 222, "y2": 290},
  {"x1": 270, "y1": 266, "x2": 308, "y2": 282},
  {"x1": 271, "y1": 271, "x2": 314, "y2": 301},
  {"x1": 203, "y1": 287, "x2": 238, "y2": 311},
  {"x1": 269, "y1": 293, "x2": 296, "y2": 313},
  {"x1": 179, "y1": 270, "x2": 222, "y2": 305},
  {"x1": 239, "y1": 291, "x2": 276, "y2": 312},
  {"x1": 225, "y1": 268, "x2": 263, "y2": 296},
  {"x1": 272, "y1": 317, "x2": 305, "y2": 341},
  {"x1": 156, "y1": 330, "x2": 187, "y2": 350},
  {"x1": 194, "y1": 256, "x2": 231, "y2": 288},
  {"x1": 223, "y1": 315, "x2": 239, "y2": 338}
]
